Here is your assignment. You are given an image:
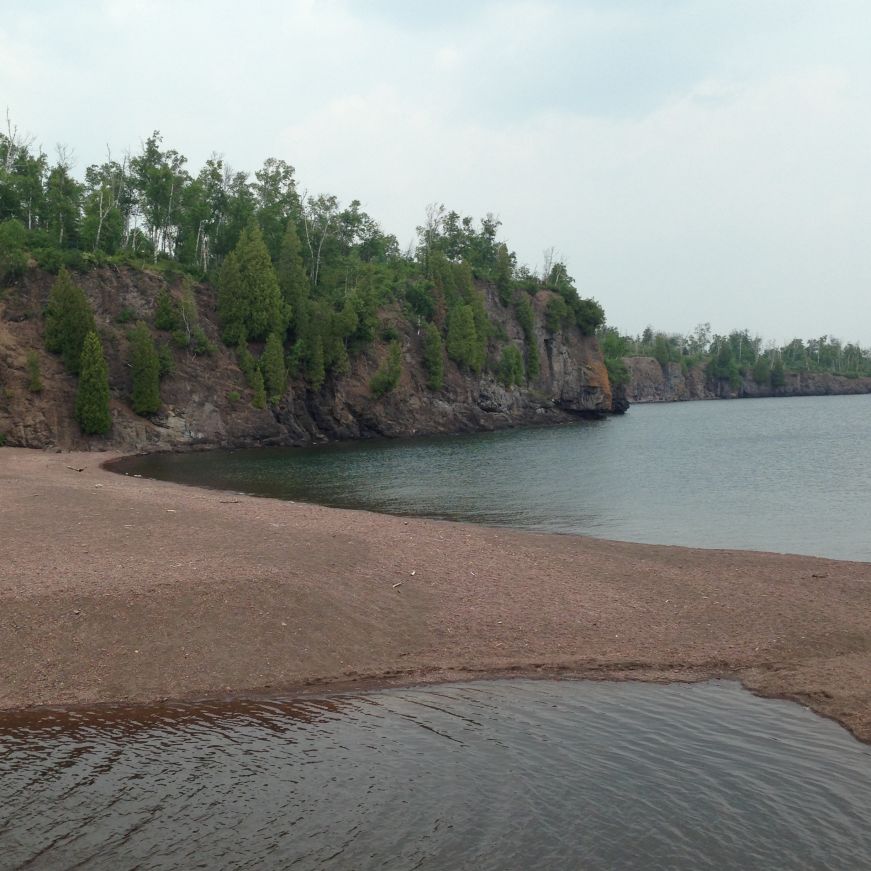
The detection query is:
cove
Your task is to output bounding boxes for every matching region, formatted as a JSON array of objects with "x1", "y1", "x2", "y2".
[{"x1": 116, "y1": 394, "x2": 871, "y2": 562}]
